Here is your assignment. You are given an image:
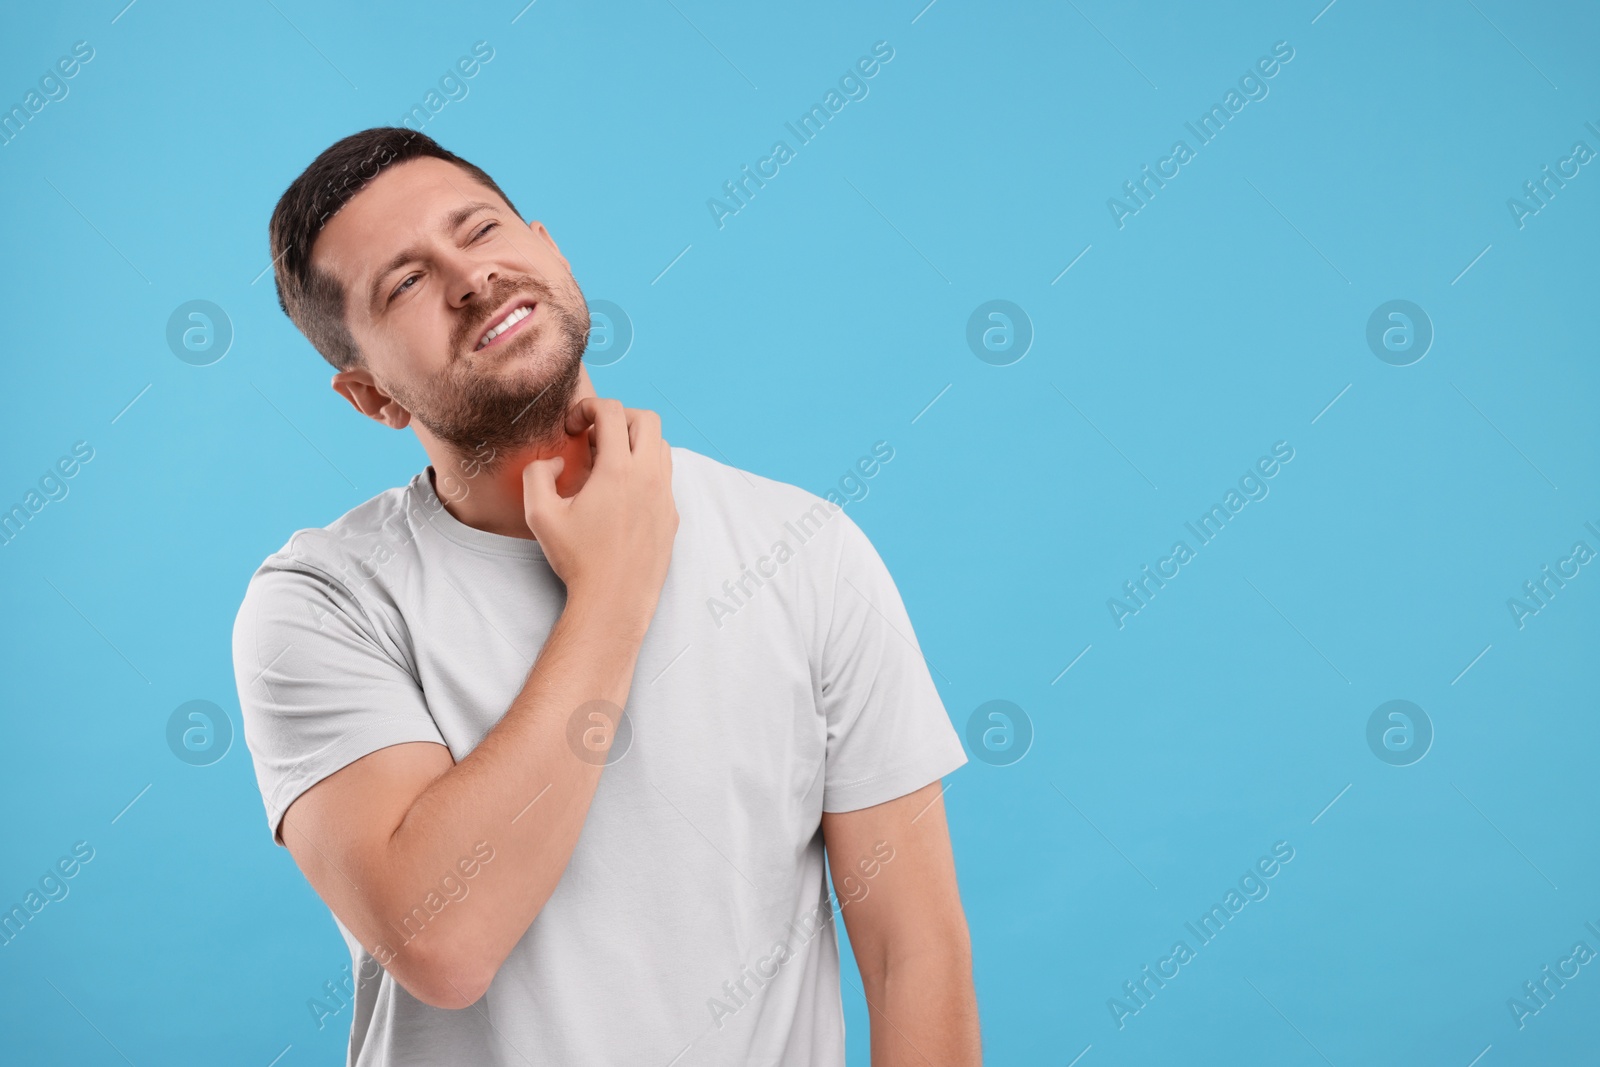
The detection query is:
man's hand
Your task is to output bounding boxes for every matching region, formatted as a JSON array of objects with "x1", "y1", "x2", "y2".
[{"x1": 522, "y1": 398, "x2": 677, "y2": 630}]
